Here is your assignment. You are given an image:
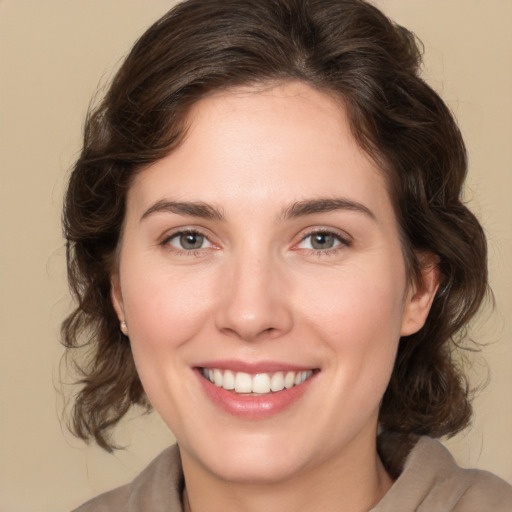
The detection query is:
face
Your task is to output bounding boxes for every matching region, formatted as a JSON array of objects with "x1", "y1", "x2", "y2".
[{"x1": 112, "y1": 81, "x2": 436, "y2": 484}]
